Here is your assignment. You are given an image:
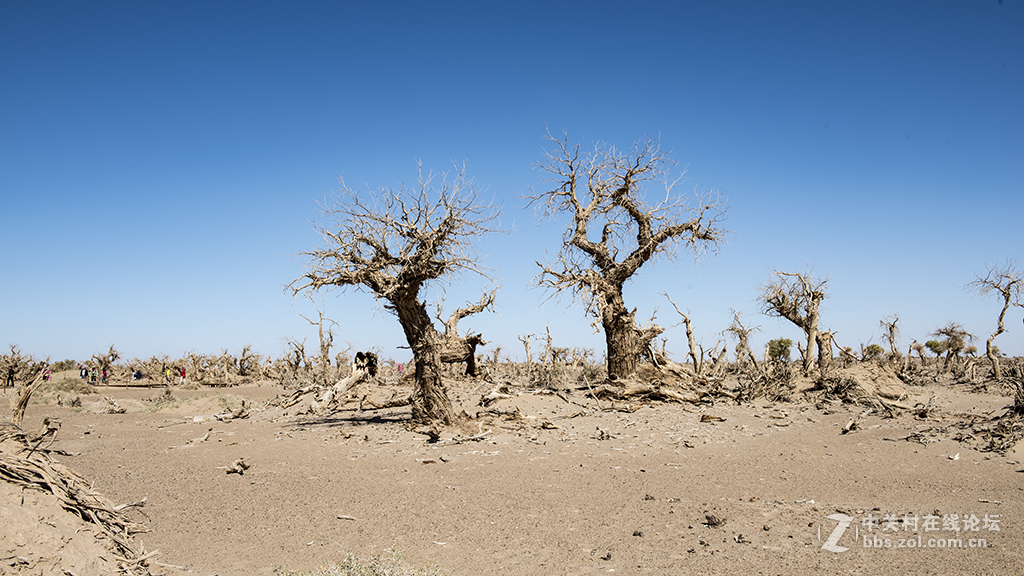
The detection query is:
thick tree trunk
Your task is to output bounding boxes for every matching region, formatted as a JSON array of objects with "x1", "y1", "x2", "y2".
[
  {"x1": 803, "y1": 308, "x2": 819, "y2": 375},
  {"x1": 601, "y1": 289, "x2": 662, "y2": 380},
  {"x1": 987, "y1": 332, "x2": 1002, "y2": 380},
  {"x1": 439, "y1": 334, "x2": 484, "y2": 377},
  {"x1": 392, "y1": 294, "x2": 453, "y2": 425},
  {"x1": 815, "y1": 331, "x2": 833, "y2": 375}
]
